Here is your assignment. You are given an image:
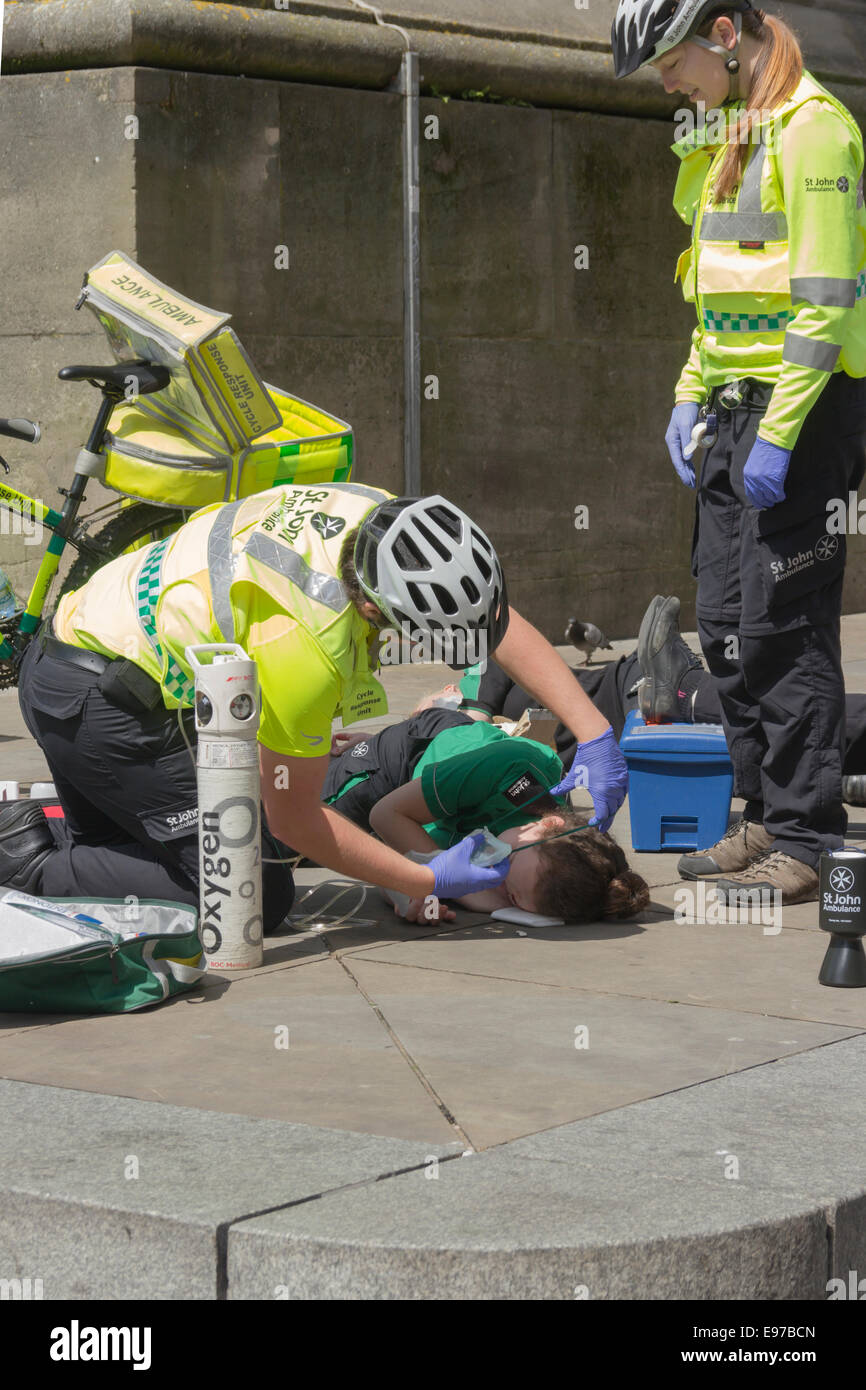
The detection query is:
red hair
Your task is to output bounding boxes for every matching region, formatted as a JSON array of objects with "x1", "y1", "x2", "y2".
[{"x1": 698, "y1": 7, "x2": 803, "y2": 202}]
